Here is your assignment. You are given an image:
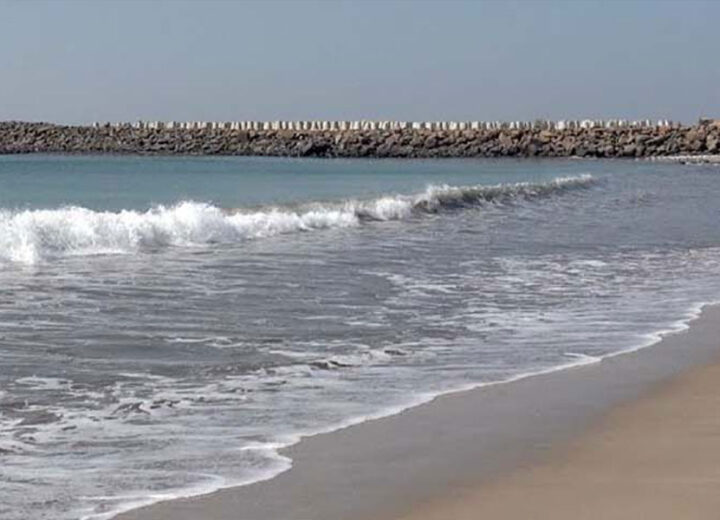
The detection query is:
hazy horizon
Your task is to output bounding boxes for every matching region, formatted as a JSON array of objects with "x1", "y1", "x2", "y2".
[{"x1": 1, "y1": 0, "x2": 718, "y2": 125}]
